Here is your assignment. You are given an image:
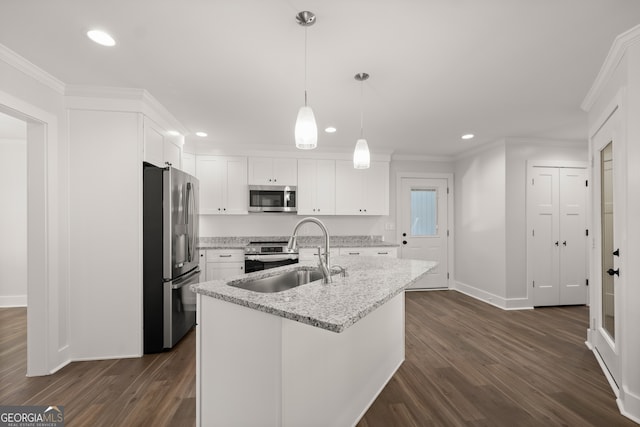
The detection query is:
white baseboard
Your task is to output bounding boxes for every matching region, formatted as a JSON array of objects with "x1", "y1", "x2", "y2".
[
  {"x1": 453, "y1": 281, "x2": 533, "y2": 310},
  {"x1": 619, "y1": 387, "x2": 640, "y2": 424},
  {"x1": 0, "y1": 294, "x2": 27, "y2": 307}
]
